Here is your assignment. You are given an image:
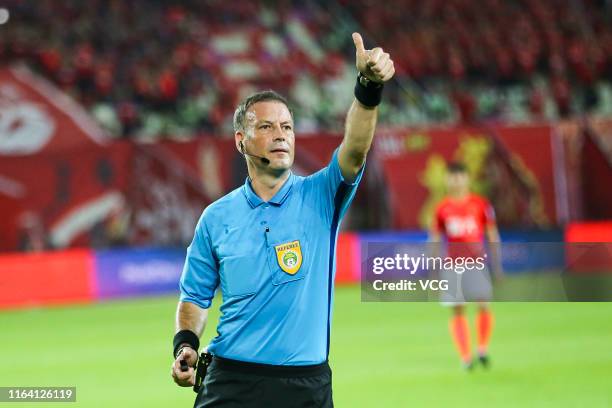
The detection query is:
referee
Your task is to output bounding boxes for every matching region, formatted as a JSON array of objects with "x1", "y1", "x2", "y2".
[{"x1": 171, "y1": 33, "x2": 395, "y2": 407}]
